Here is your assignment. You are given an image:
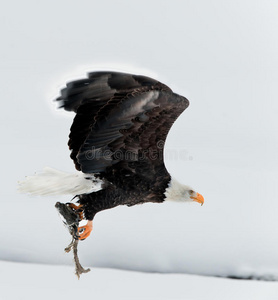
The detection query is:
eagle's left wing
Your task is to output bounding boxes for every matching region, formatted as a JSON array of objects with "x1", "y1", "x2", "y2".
[{"x1": 56, "y1": 72, "x2": 189, "y2": 176}]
